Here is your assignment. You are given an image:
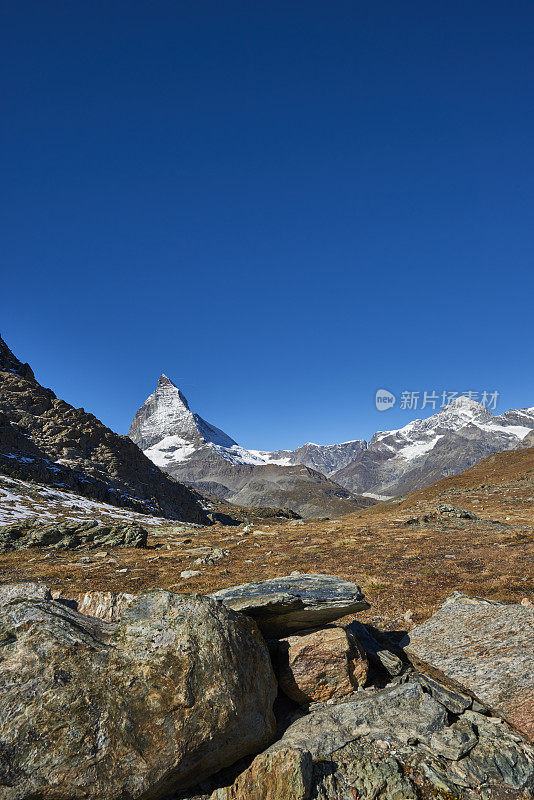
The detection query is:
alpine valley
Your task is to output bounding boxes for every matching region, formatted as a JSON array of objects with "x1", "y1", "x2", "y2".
[
  {"x1": 129, "y1": 374, "x2": 534, "y2": 512},
  {"x1": 1, "y1": 334, "x2": 533, "y2": 800}
]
